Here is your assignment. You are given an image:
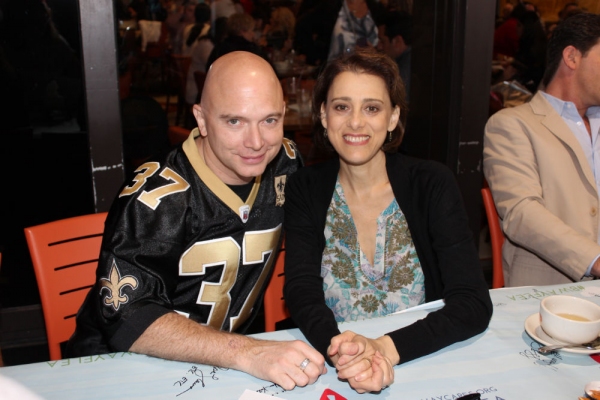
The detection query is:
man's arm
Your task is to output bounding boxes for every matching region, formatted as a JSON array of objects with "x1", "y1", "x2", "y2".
[
  {"x1": 483, "y1": 111, "x2": 600, "y2": 280},
  {"x1": 129, "y1": 312, "x2": 326, "y2": 390}
]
